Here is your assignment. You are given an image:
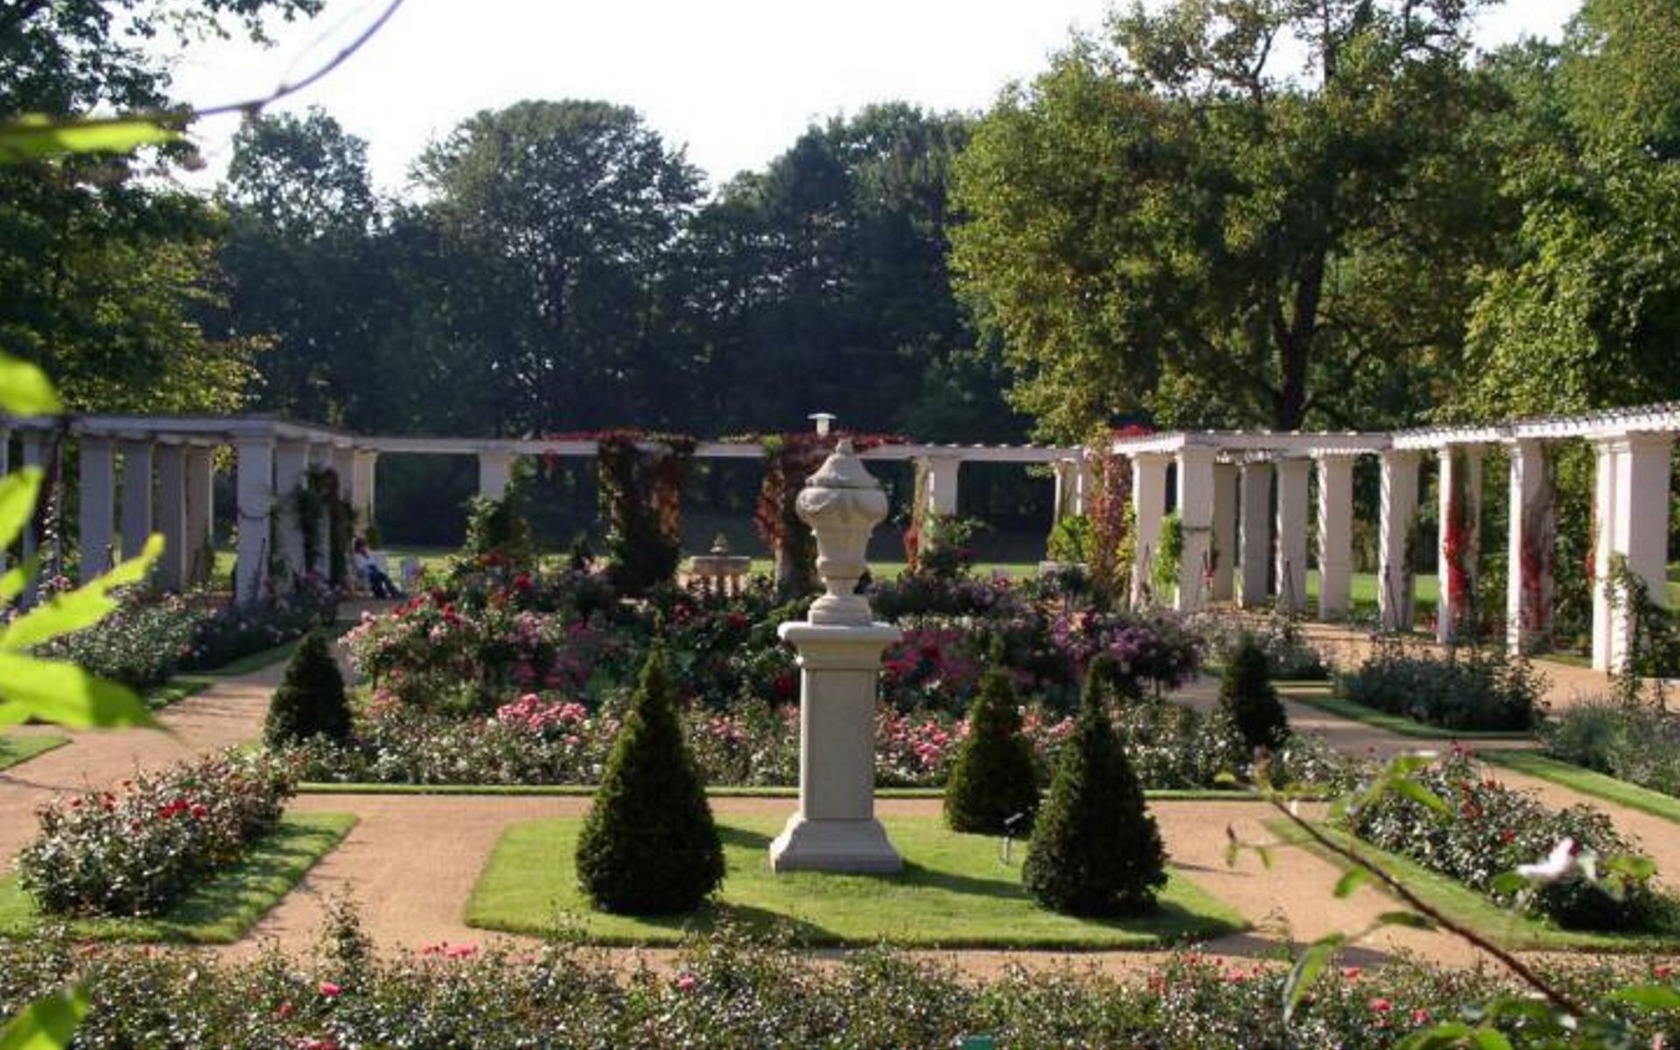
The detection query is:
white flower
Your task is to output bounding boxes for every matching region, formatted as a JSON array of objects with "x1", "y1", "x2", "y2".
[{"x1": 1516, "y1": 839, "x2": 1578, "y2": 884}]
